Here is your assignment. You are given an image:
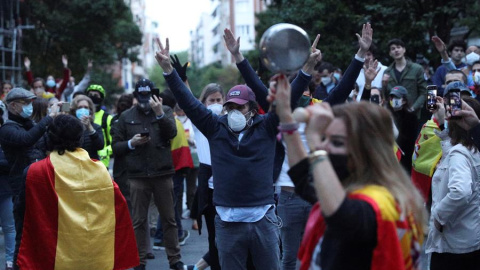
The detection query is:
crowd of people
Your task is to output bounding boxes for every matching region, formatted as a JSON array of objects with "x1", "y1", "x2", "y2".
[{"x1": 0, "y1": 22, "x2": 480, "y2": 270}]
